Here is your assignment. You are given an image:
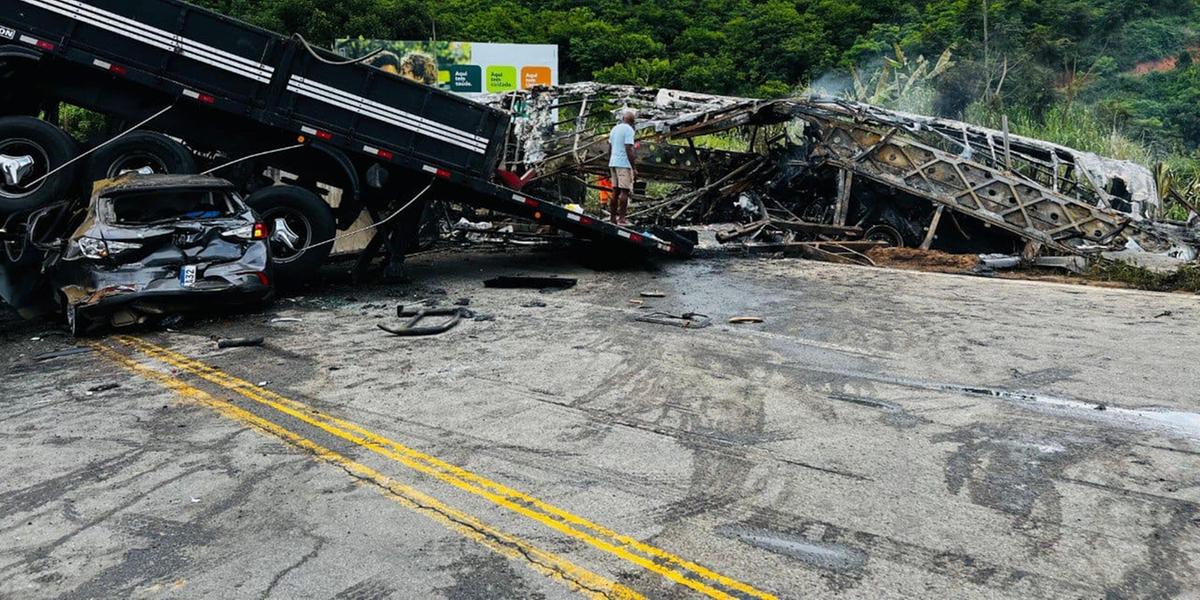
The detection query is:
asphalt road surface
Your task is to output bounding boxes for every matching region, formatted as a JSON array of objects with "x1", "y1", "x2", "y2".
[{"x1": 2, "y1": 248, "x2": 1198, "y2": 599}]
